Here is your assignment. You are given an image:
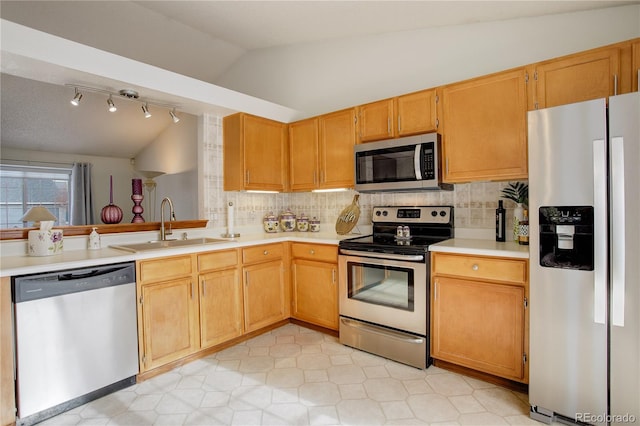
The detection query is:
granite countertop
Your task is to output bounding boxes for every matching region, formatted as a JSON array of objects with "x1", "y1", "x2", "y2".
[{"x1": 429, "y1": 238, "x2": 530, "y2": 259}]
